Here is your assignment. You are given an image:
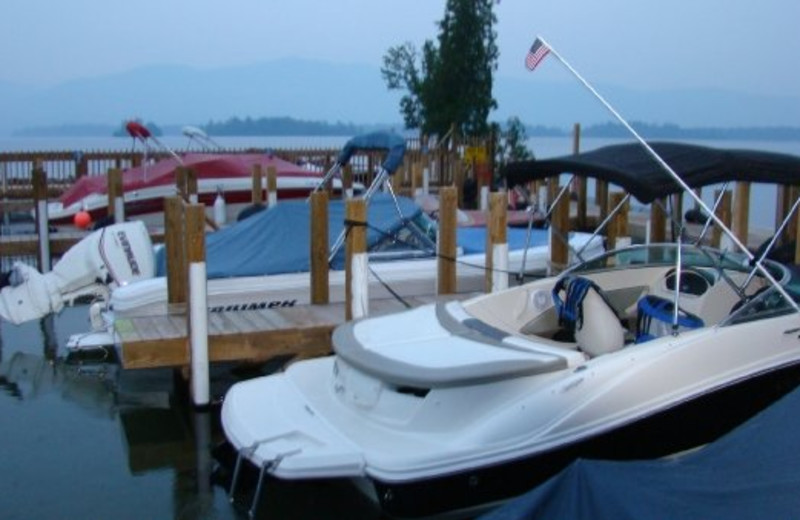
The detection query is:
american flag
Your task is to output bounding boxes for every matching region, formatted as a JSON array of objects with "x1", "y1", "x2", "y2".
[{"x1": 525, "y1": 38, "x2": 550, "y2": 71}]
